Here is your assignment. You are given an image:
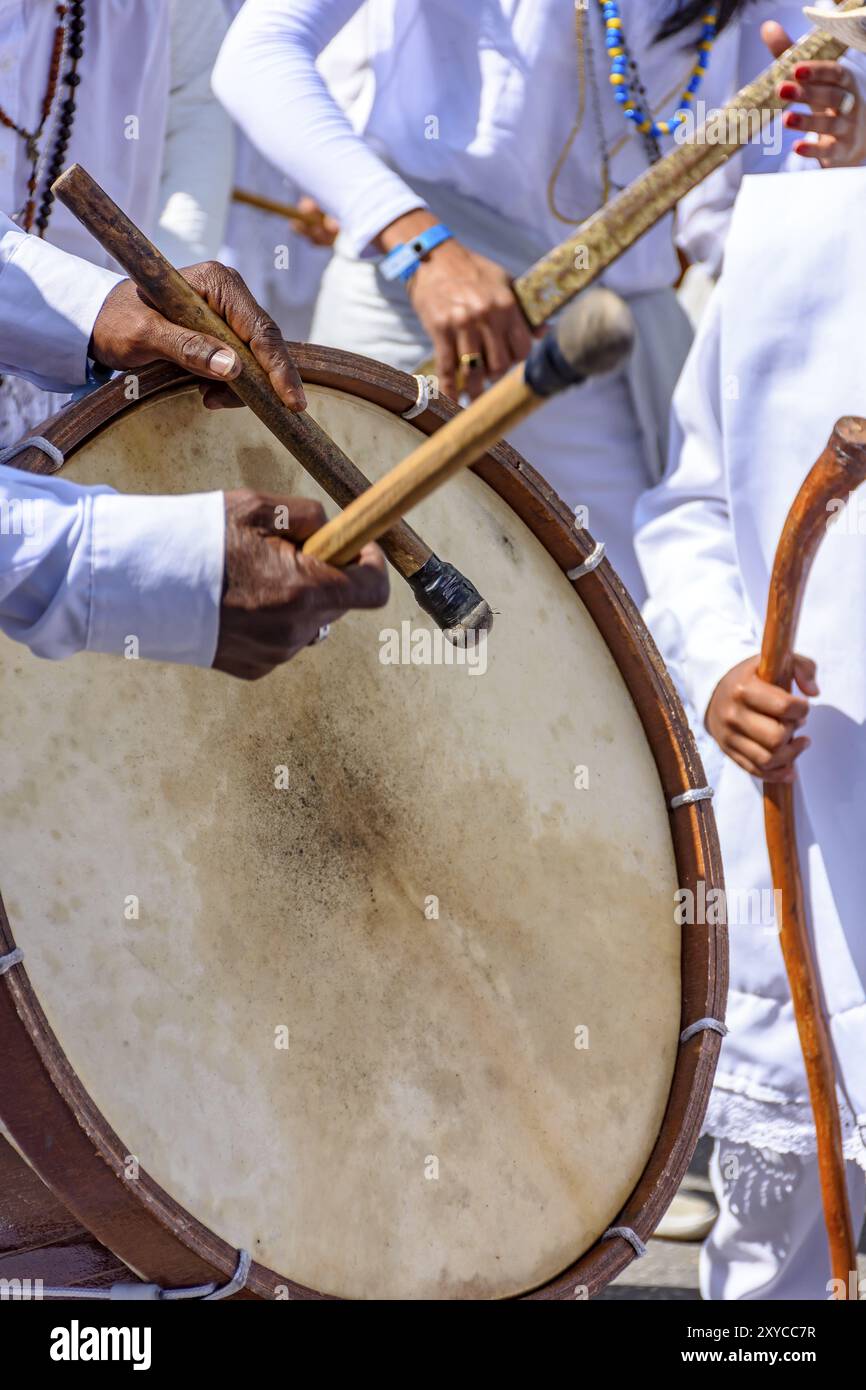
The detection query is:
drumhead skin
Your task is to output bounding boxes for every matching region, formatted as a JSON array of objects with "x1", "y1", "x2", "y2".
[{"x1": 0, "y1": 350, "x2": 725, "y2": 1300}]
